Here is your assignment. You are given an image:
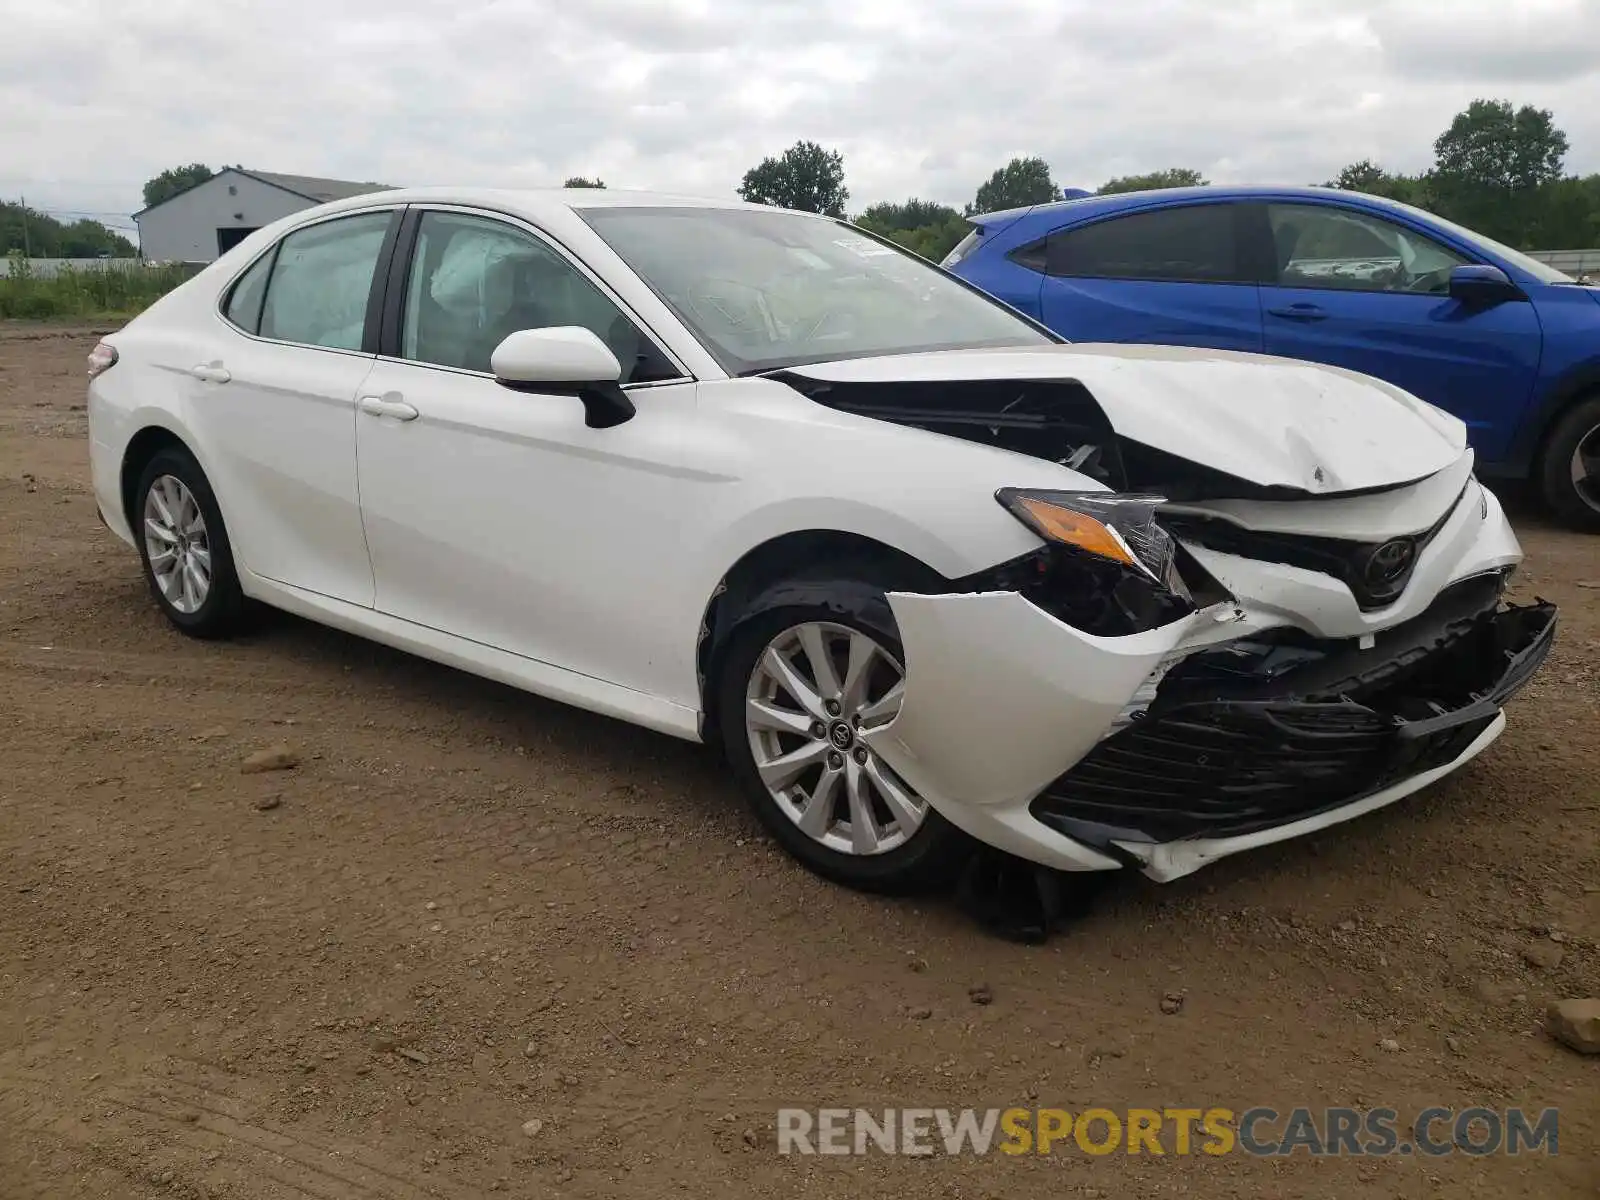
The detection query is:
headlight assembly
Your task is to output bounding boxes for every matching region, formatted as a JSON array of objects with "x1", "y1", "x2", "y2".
[{"x1": 996, "y1": 488, "x2": 1190, "y2": 602}]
